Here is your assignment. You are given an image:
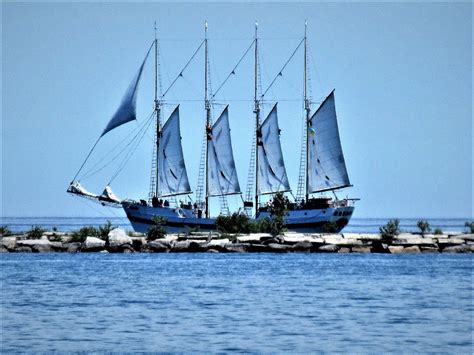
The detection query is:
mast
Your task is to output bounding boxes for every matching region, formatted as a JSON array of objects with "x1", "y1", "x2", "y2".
[
  {"x1": 254, "y1": 20, "x2": 260, "y2": 216},
  {"x1": 204, "y1": 21, "x2": 211, "y2": 218},
  {"x1": 304, "y1": 20, "x2": 311, "y2": 202},
  {"x1": 154, "y1": 22, "x2": 161, "y2": 198}
]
